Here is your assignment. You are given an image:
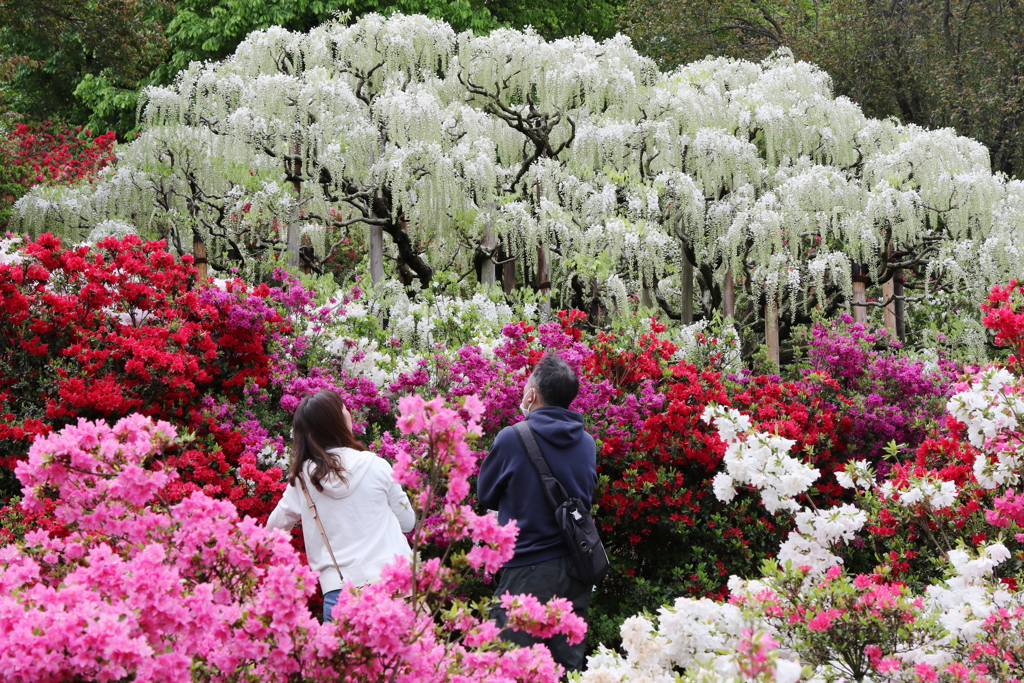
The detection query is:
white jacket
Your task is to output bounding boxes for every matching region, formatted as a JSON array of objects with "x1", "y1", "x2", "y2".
[{"x1": 266, "y1": 447, "x2": 416, "y2": 594}]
